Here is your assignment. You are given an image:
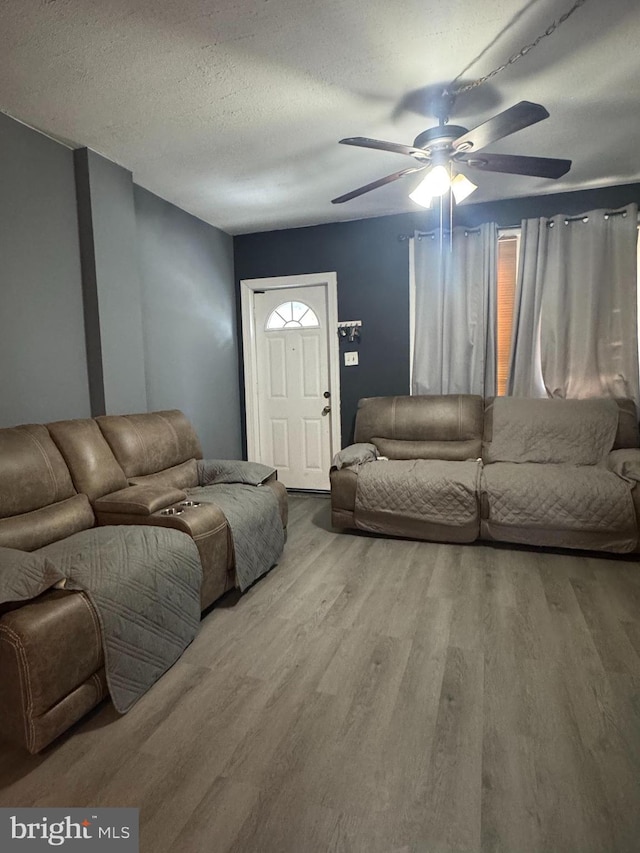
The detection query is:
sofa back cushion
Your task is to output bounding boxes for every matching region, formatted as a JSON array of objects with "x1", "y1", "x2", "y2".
[
  {"x1": 0, "y1": 424, "x2": 75, "y2": 517},
  {"x1": 0, "y1": 424, "x2": 95, "y2": 550},
  {"x1": 483, "y1": 397, "x2": 623, "y2": 465},
  {"x1": 97, "y1": 410, "x2": 202, "y2": 482},
  {"x1": 47, "y1": 418, "x2": 128, "y2": 502},
  {"x1": 354, "y1": 395, "x2": 484, "y2": 460},
  {"x1": 483, "y1": 396, "x2": 639, "y2": 453}
]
